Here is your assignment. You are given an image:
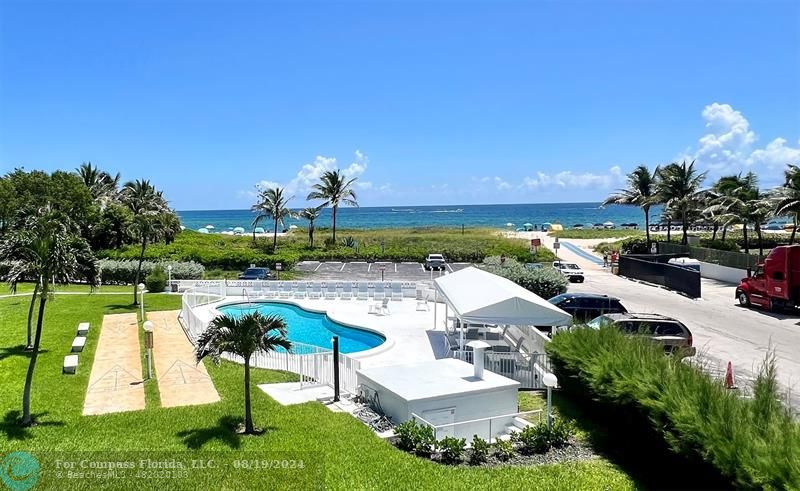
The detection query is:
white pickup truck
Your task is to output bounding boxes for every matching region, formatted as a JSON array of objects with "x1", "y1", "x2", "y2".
[{"x1": 552, "y1": 261, "x2": 585, "y2": 283}]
